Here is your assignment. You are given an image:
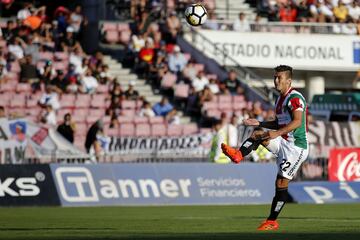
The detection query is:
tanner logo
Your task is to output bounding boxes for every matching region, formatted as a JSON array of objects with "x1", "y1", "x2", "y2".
[{"x1": 55, "y1": 167, "x2": 99, "y2": 202}]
